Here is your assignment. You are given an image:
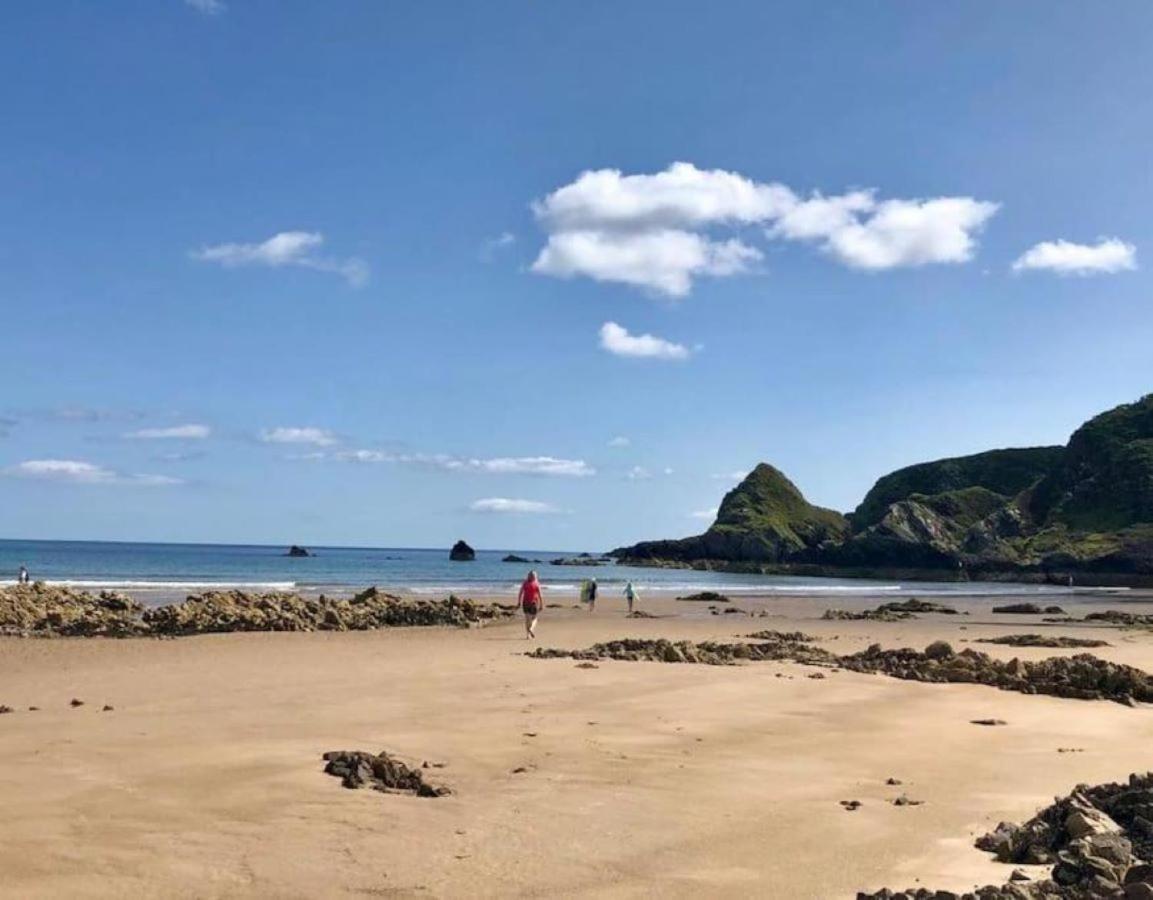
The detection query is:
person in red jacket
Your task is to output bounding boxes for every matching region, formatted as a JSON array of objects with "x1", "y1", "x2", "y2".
[{"x1": 518, "y1": 570, "x2": 542, "y2": 639}]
